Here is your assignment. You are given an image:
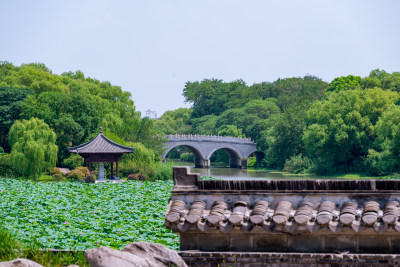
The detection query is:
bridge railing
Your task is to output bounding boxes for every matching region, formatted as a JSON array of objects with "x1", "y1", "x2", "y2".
[{"x1": 165, "y1": 134, "x2": 255, "y2": 144}]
